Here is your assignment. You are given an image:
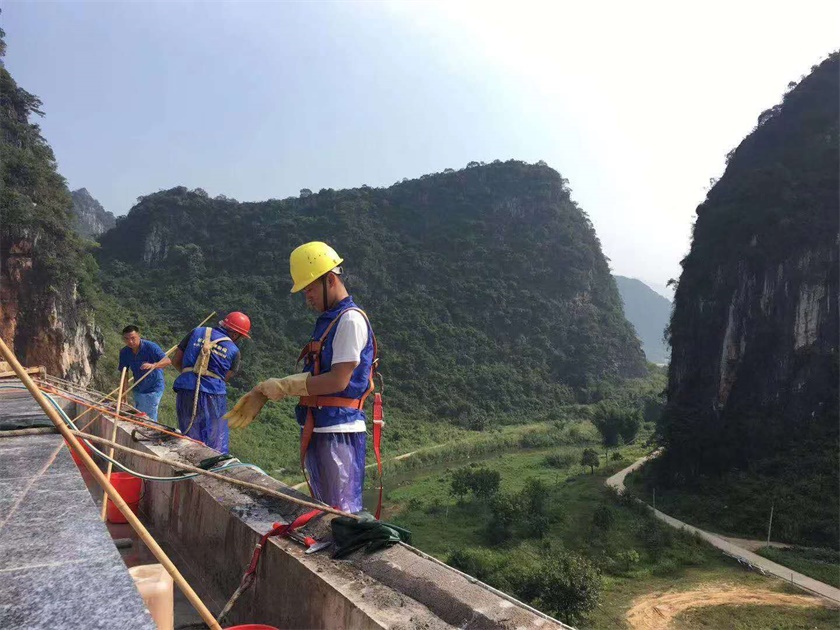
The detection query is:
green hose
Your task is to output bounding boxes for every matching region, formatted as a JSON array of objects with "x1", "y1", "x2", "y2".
[{"x1": 0, "y1": 384, "x2": 267, "y2": 483}]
